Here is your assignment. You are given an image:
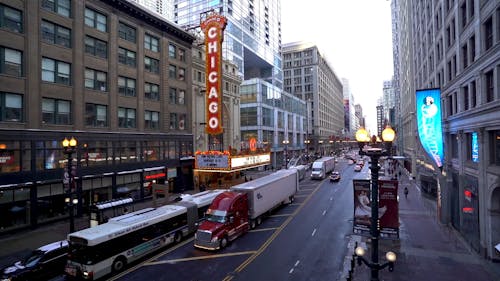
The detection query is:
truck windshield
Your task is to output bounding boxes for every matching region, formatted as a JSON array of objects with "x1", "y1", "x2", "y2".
[
  {"x1": 206, "y1": 214, "x2": 226, "y2": 223},
  {"x1": 312, "y1": 168, "x2": 321, "y2": 172}
]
